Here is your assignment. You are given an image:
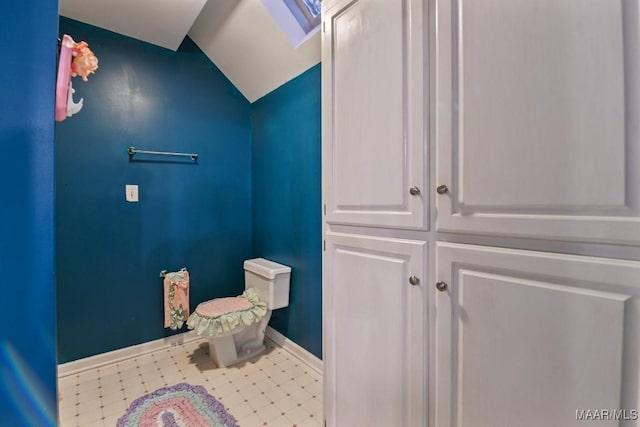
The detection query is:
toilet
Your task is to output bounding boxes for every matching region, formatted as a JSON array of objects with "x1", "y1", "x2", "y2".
[{"x1": 187, "y1": 258, "x2": 291, "y2": 367}]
